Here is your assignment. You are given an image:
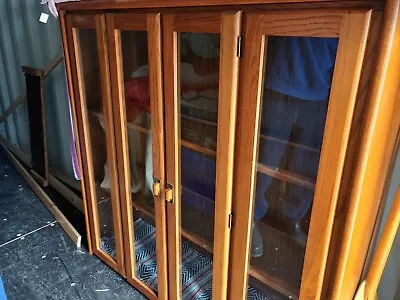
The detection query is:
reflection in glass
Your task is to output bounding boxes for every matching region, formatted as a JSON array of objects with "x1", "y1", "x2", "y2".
[
  {"x1": 119, "y1": 31, "x2": 160, "y2": 291},
  {"x1": 178, "y1": 32, "x2": 220, "y2": 298},
  {"x1": 249, "y1": 36, "x2": 338, "y2": 298}
]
